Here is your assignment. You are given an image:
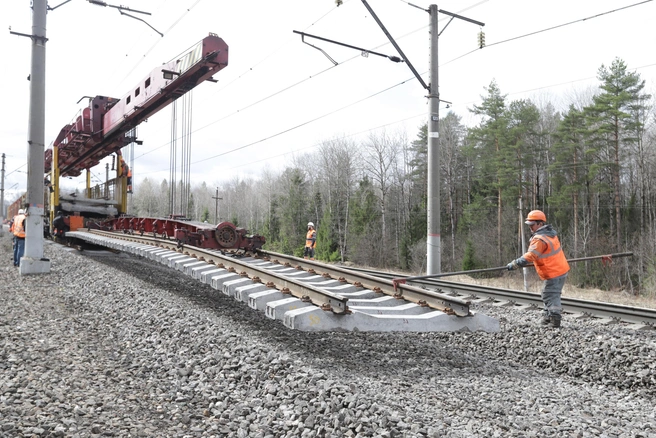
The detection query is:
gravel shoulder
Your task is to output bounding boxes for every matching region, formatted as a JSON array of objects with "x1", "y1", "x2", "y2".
[{"x1": 1, "y1": 233, "x2": 655, "y2": 437}]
